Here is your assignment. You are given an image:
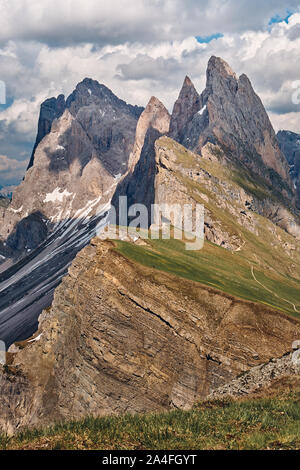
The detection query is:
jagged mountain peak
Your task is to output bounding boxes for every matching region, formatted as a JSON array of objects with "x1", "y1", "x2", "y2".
[
  {"x1": 170, "y1": 56, "x2": 292, "y2": 195},
  {"x1": 207, "y1": 55, "x2": 237, "y2": 79},
  {"x1": 66, "y1": 78, "x2": 143, "y2": 119},
  {"x1": 72, "y1": 77, "x2": 120, "y2": 101},
  {"x1": 0, "y1": 78, "x2": 144, "y2": 262},
  {"x1": 182, "y1": 75, "x2": 195, "y2": 87},
  {"x1": 128, "y1": 95, "x2": 170, "y2": 171},
  {"x1": 169, "y1": 75, "x2": 202, "y2": 141},
  {"x1": 27, "y1": 93, "x2": 66, "y2": 170},
  {"x1": 144, "y1": 95, "x2": 170, "y2": 121},
  {"x1": 43, "y1": 93, "x2": 66, "y2": 108},
  {"x1": 142, "y1": 96, "x2": 170, "y2": 135},
  {"x1": 278, "y1": 129, "x2": 300, "y2": 141}
]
